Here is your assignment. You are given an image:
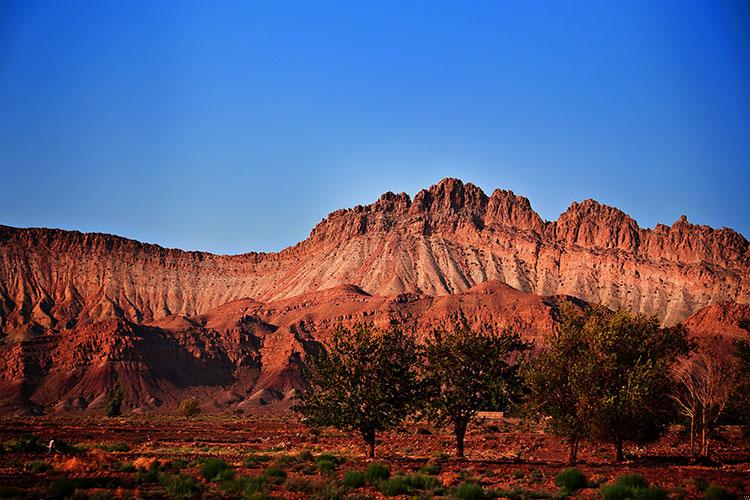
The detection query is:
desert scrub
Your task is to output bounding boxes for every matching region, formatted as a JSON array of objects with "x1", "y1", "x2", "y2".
[
  {"x1": 5, "y1": 433, "x2": 45, "y2": 452},
  {"x1": 315, "y1": 453, "x2": 341, "y2": 474},
  {"x1": 263, "y1": 465, "x2": 287, "y2": 485},
  {"x1": 342, "y1": 470, "x2": 366, "y2": 488},
  {"x1": 220, "y1": 475, "x2": 268, "y2": 497},
  {"x1": 297, "y1": 449, "x2": 314, "y2": 462},
  {"x1": 115, "y1": 461, "x2": 137, "y2": 472},
  {"x1": 703, "y1": 485, "x2": 732, "y2": 500},
  {"x1": 364, "y1": 462, "x2": 390, "y2": 482},
  {"x1": 419, "y1": 463, "x2": 441, "y2": 475},
  {"x1": 161, "y1": 473, "x2": 202, "y2": 498},
  {"x1": 284, "y1": 476, "x2": 316, "y2": 493},
  {"x1": 601, "y1": 474, "x2": 667, "y2": 500},
  {"x1": 555, "y1": 467, "x2": 587, "y2": 492},
  {"x1": 47, "y1": 478, "x2": 75, "y2": 499},
  {"x1": 200, "y1": 458, "x2": 233, "y2": 482},
  {"x1": 454, "y1": 482, "x2": 487, "y2": 500},
  {"x1": 25, "y1": 460, "x2": 53, "y2": 473},
  {"x1": 243, "y1": 453, "x2": 272, "y2": 466},
  {"x1": 379, "y1": 475, "x2": 412, "y2": 496},
  {"x1": 96, "y1": 441, "x2": 130, "y2": 452},
  {"x1": 312, "y1": 480, "x2": 349, "y2": 500}
]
